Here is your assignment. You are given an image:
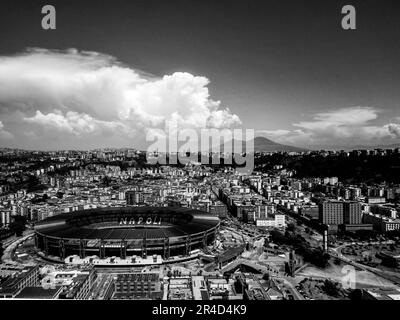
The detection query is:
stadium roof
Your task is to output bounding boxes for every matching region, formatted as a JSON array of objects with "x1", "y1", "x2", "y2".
[{"x1": 35, "y1": 206, "x2": 219, "y2": 241}]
